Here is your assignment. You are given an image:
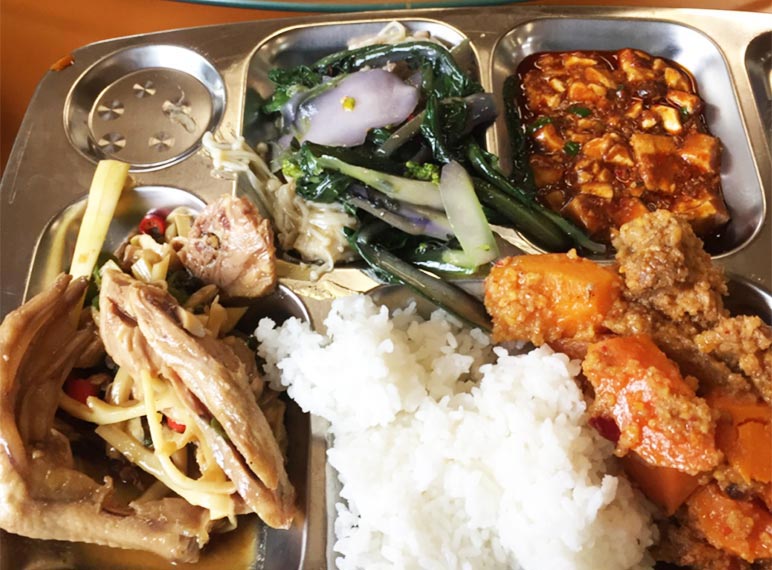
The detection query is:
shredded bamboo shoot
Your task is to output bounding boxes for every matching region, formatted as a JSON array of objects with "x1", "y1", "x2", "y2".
[{"x1": 69, "y1": 160, "x2": 130, "y2": 279}]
